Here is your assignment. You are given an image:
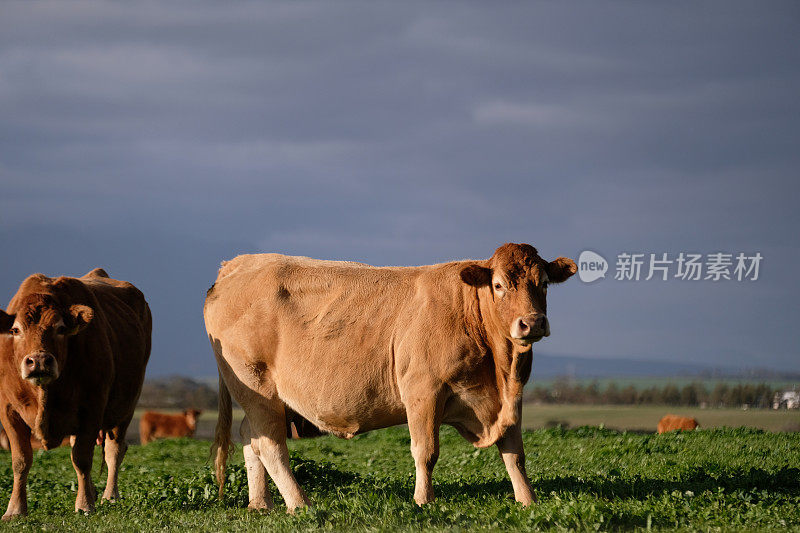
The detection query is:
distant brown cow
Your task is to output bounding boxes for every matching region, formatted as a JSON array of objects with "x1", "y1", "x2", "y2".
[
  {"x1": 207, "y1": 243, "x2": 576, "y2": 512},
  {"x1": 139, "y1": 409, "x2": 202, "y2": 444},
  {"x1": 658, "y1": 414, "x2": 699, "y2": 434},
  {"x1": 0, "y1": 269, "x2": 151, "y2": 519}
]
